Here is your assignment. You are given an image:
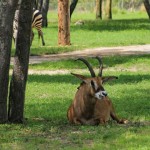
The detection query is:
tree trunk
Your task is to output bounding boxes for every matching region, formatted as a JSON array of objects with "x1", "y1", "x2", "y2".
[
  {"x1": 143, "y1": 0, "x2": 150, "y2": 19},
  {"x1": 8, "y1": 0, "x2": 34, "y2": 123},
  {"x1": 41, "y1": 0, "x2": 49, "y2": 27},
  {"x1": 70, "y1": 0, "x2": 78, "y2": 19},
  {"x1": 36, "y1": 0, "x2": 43, "y2": 11},
  {"x1": 58, "y1": 0, "x2": 70, "y2": 46},
  {"x1": 34, "y1": 0, "x2": 37, "y2": 9},
  {"x1": 96, "y1": 0, "x2": 103, "y2": 19},
  {"x1": 0, "y1": 0, "x2": 18, "y2": 123},
  {"x1": 105, "y1": 0, "x2": 112, "y2": 19}
]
